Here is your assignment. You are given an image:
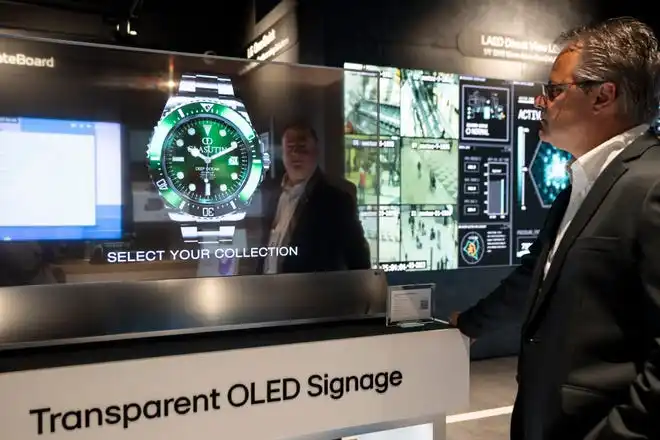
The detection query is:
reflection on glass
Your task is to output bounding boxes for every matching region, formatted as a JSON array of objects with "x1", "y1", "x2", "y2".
[{"x1": 0, "y1": 34, "x2": 373, "y2": 288}]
